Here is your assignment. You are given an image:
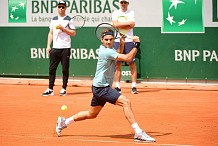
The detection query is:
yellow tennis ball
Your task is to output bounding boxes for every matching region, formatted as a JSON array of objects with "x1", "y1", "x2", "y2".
[
  {"x1": 61, "y1": 105, "x2": 68, "y2": 111},
  {"x1": 56, "y1": 24, "x2": 60, "y2": 29}
]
